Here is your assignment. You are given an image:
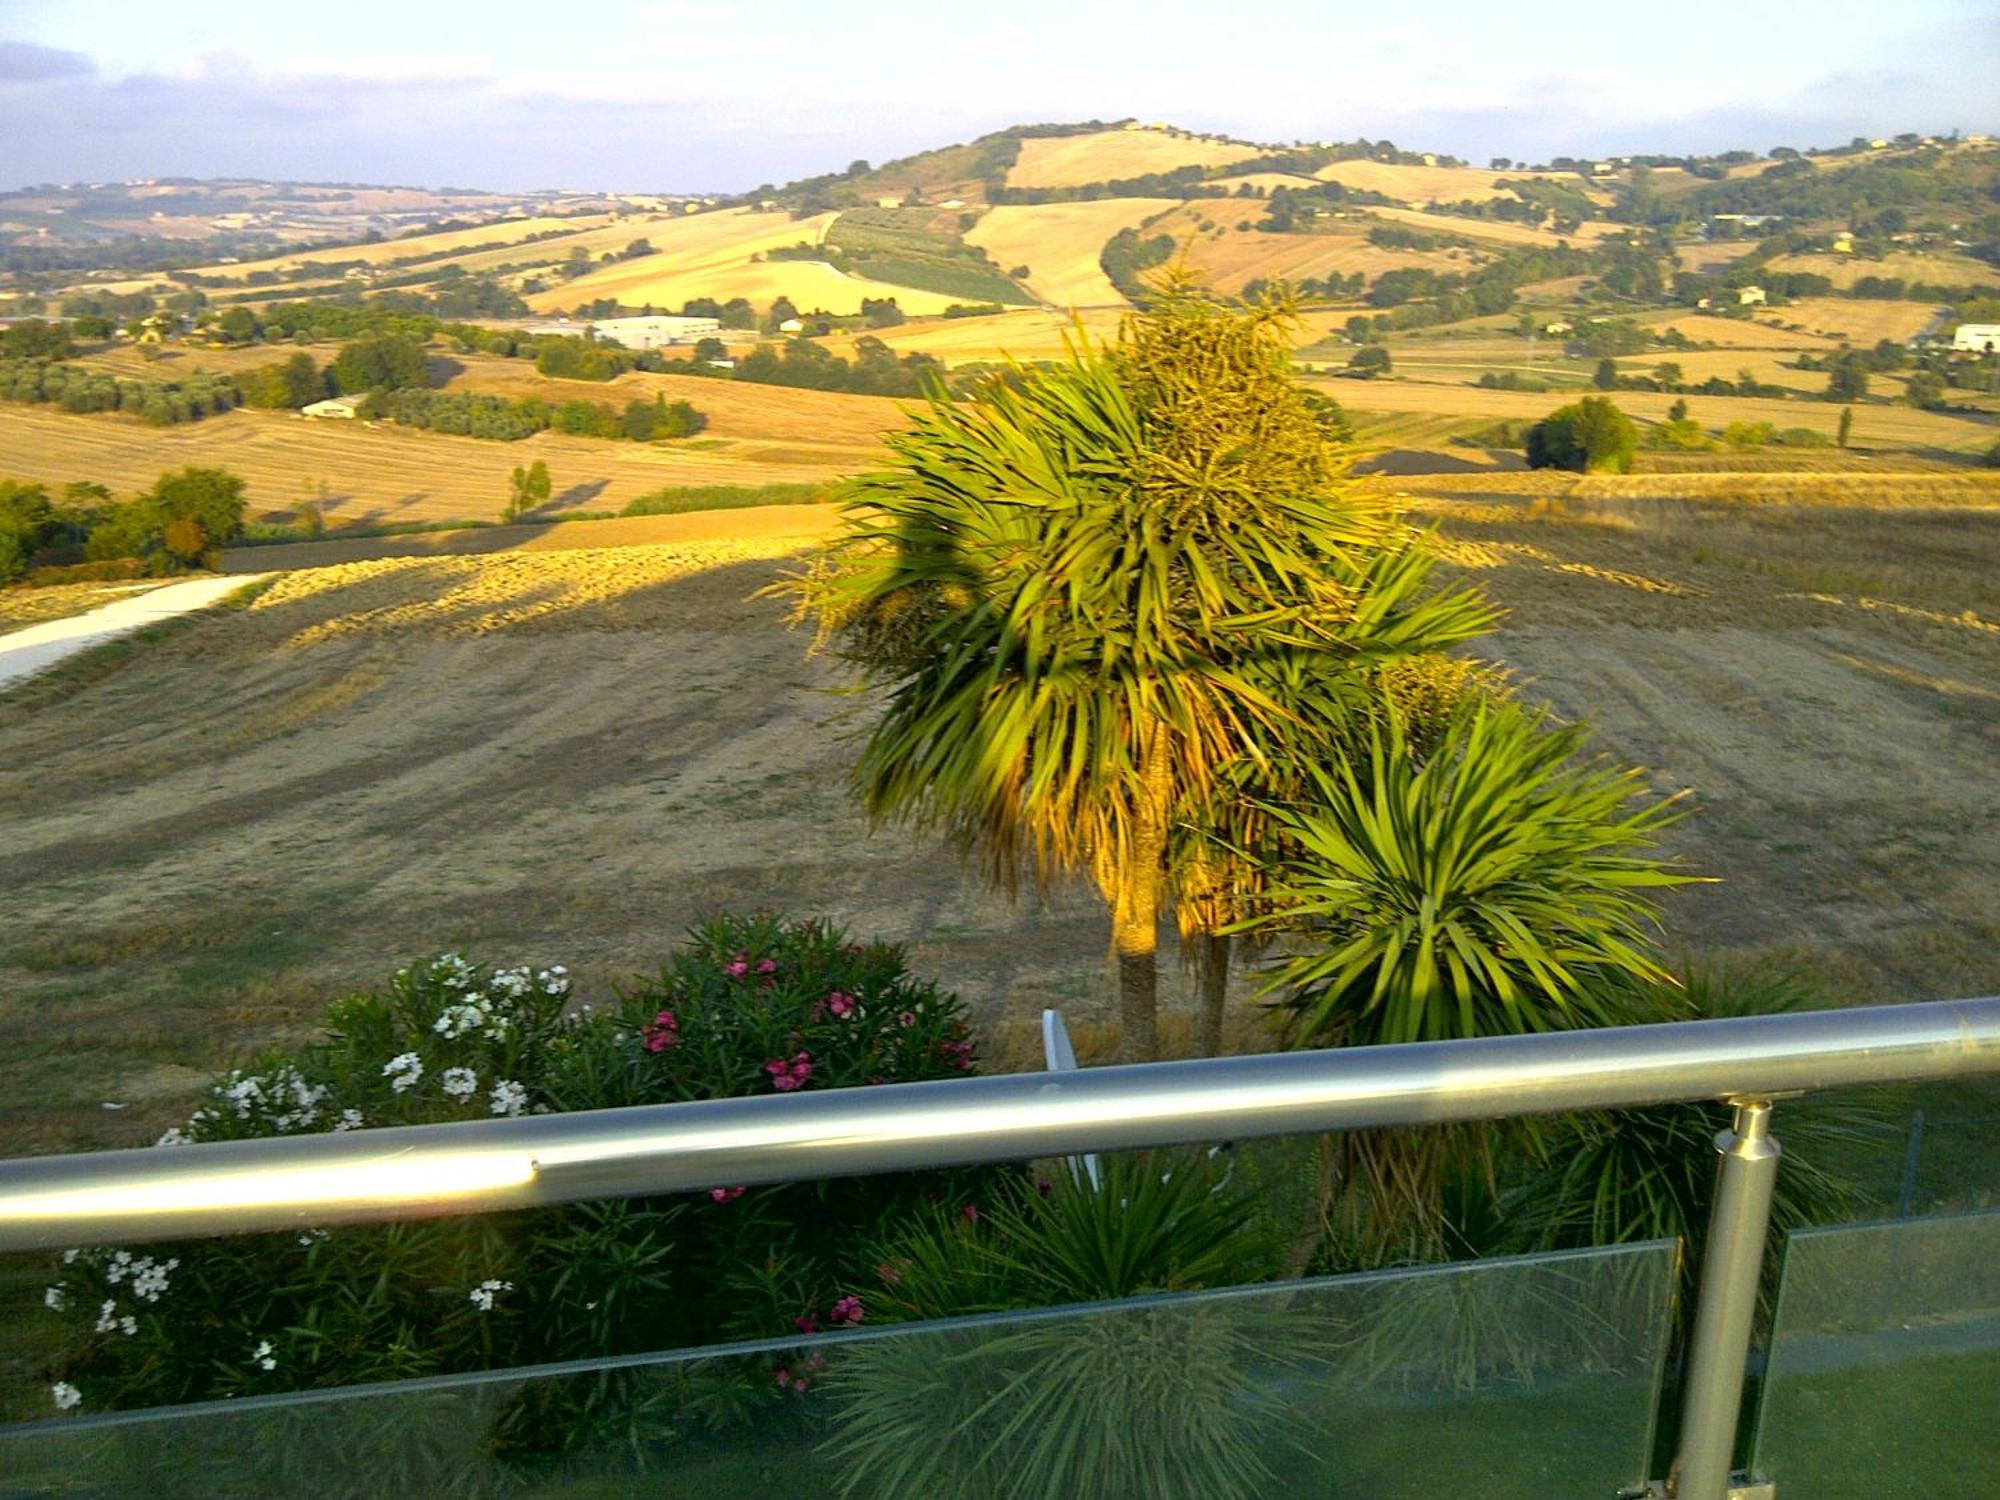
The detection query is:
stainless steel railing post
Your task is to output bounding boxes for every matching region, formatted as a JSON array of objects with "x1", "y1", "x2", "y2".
[{"x1": 1671, "y1": 1099, "x2": 1781, "y2": 1500}]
